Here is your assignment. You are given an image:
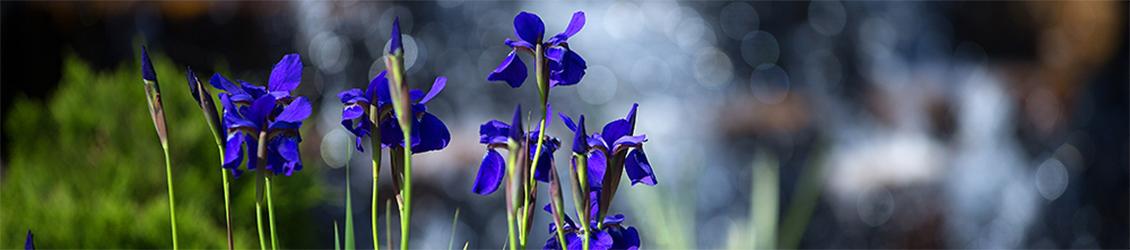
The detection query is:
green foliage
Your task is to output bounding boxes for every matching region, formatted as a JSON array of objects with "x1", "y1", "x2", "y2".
[{"x1": 2, "y1": 53, "x2": 325, "y2": 248}]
